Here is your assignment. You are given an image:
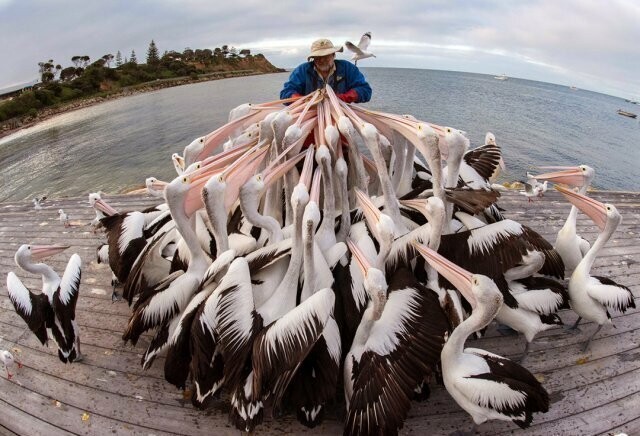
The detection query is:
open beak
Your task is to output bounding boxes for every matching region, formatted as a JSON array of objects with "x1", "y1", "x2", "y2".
[
  {"x1": 92, "y1": 198, "x2": 118, "y2": 216},
  {"x1": 534, "y1": 167, "x2": 586, "y2": 187},
  {"x1": 31, "y1": 245, "x2": 70, "y2": 260},
  {"x1": 412, "y1": 242, "x2": 477, "y2": 309},
  {"x1": 172, "y1": 153, "x2": 185, "y2": 173},
  {"x1": 555, "y1": 185, "x2": 608, "y2": 231}
]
